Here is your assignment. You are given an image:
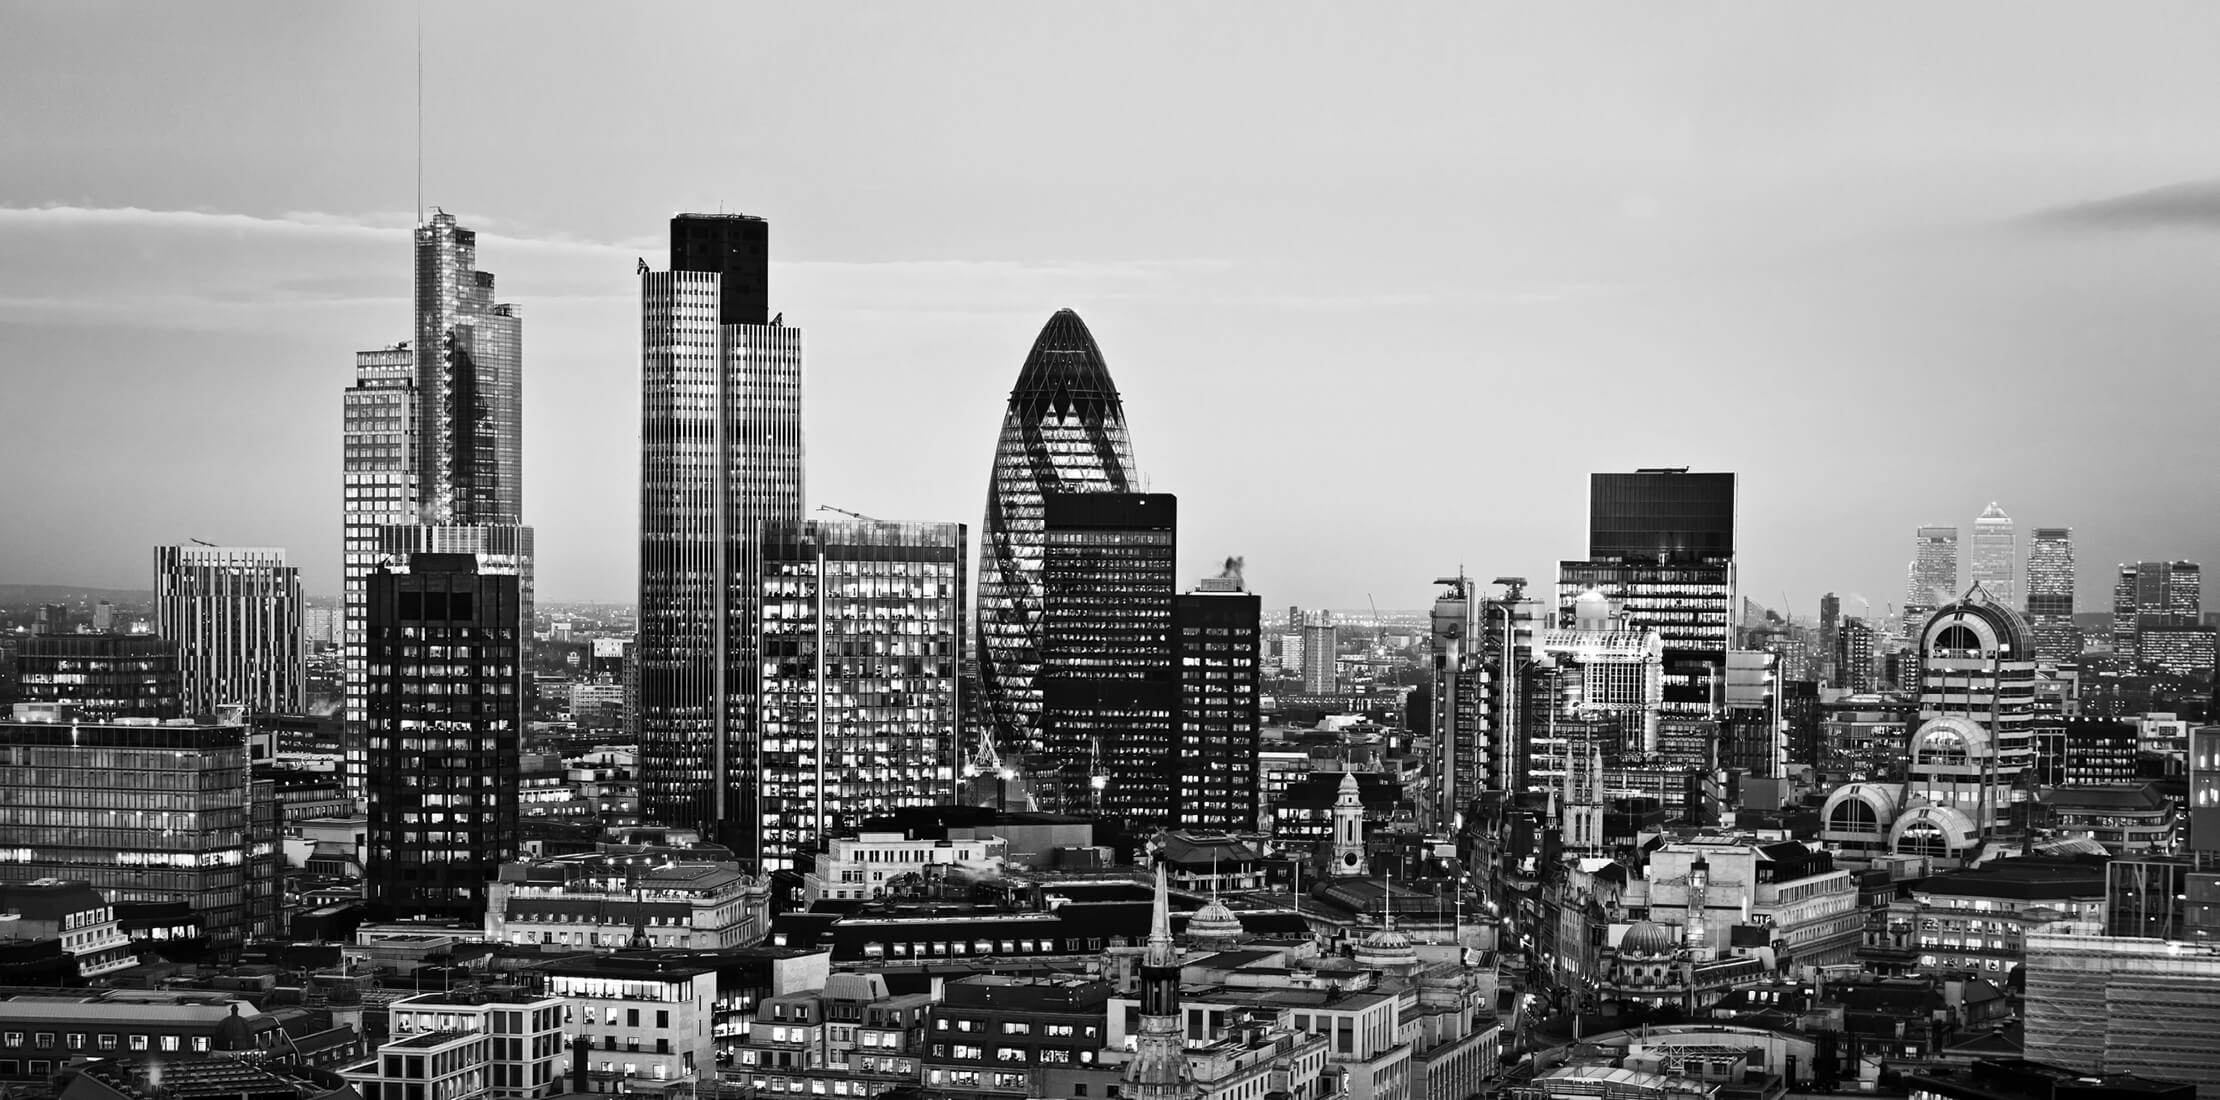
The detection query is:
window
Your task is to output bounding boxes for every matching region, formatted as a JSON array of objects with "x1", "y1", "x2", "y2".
[
  {"x1": 129, "y1": 1035, "x2": 149, "y2": 1052},
  {"x1": 97, "y1": 1035, "x2": 117, "y2": 1051}
]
